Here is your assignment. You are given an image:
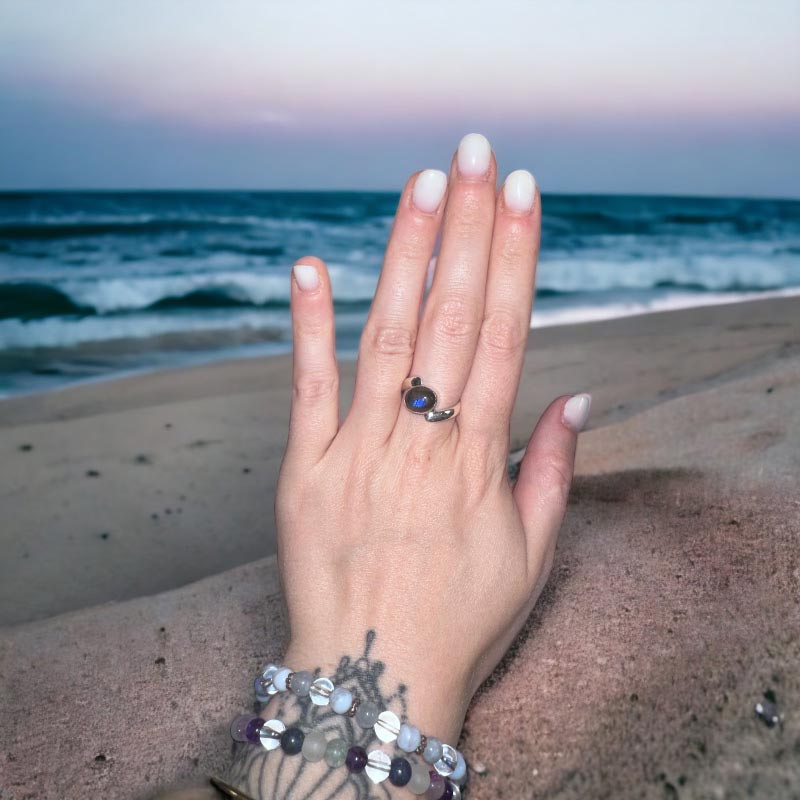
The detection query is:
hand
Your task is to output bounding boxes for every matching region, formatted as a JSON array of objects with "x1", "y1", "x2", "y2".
[{"x1": 275, "y1": 133, "x2": 591, "y2": 750}]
